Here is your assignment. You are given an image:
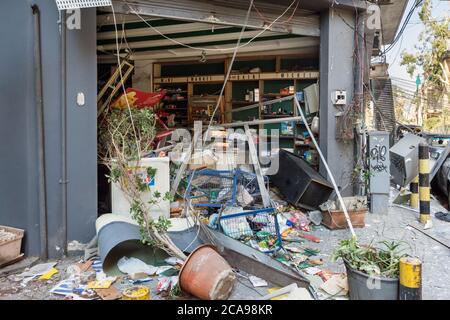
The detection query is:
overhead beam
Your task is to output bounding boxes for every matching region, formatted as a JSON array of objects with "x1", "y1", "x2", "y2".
[
  {"x1": 108, "y1": 0, "x2": 320, "y2": 37},
  {"x1": 127, "y1": 37, "x2": 319, "y2": 60}
]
